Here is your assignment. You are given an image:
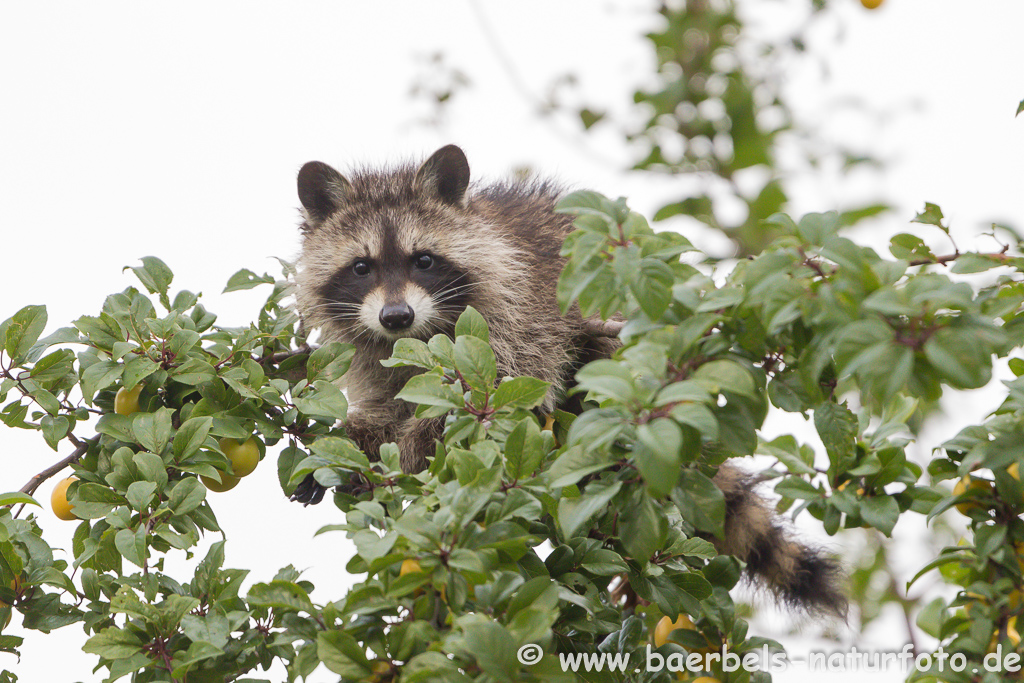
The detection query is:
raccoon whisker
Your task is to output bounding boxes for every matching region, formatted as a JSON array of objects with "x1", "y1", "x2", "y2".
[
  {"x1": 323, "y1": 309, "x2": 362, "y2": 318},
  {"x1": 305, "y1": 302, "x2": 364, "y2": 316},
  {"x1": 431, "y1": 289, "x2": 476, "y2": 306},
  {"x1": 435, "y1": 281, "x2": 478, "y2": 297}
]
